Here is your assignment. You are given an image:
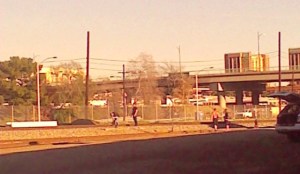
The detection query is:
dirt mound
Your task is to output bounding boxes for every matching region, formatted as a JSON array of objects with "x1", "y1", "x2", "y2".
[{"x1": 71, "y1": 119, "x2": 97, "y2": 125}]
